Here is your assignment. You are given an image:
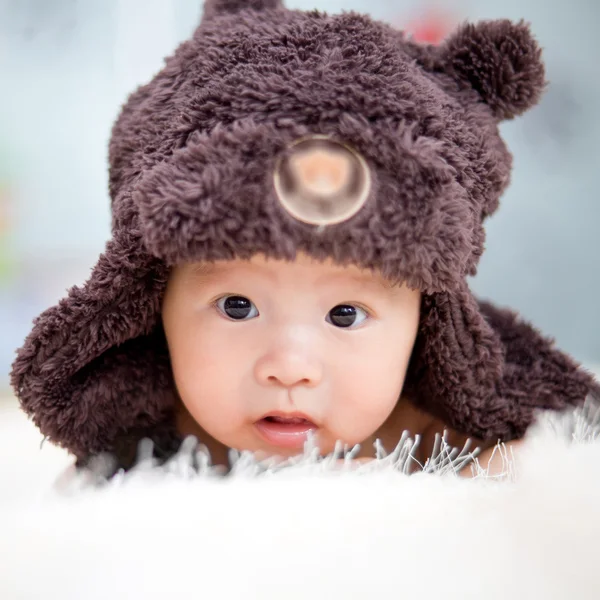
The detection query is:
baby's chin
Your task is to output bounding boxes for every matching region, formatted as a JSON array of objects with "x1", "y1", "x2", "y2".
[
  {"x1": 191, "y1": 416, "x2": 377, "y2": 462},
  {"x1": 227, "y1": 425, "x2": 370, "y2": 461},
  {"x1": 178, "y1": 405, "x2": 377, "y2": 459}
]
